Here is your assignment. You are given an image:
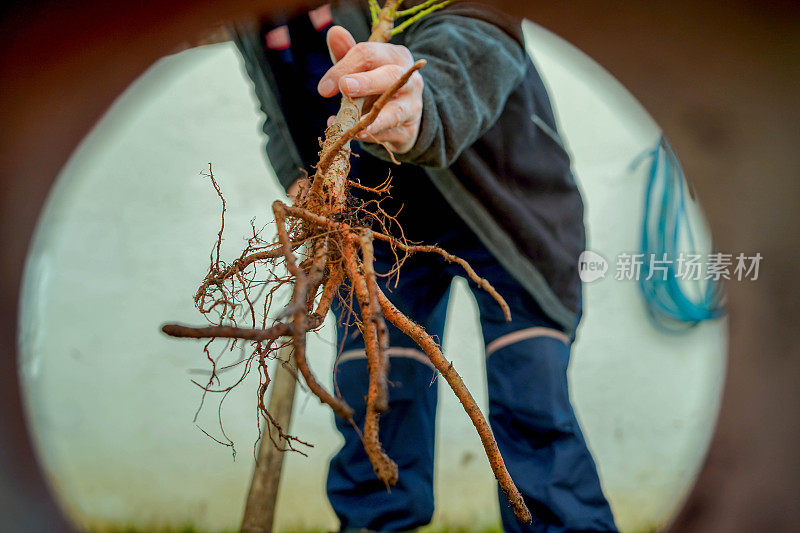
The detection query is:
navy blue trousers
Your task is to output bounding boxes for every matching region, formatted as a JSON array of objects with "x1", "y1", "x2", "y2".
[{"x1": 326, "y1": 207, "x2": 617, "y2": 533}]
